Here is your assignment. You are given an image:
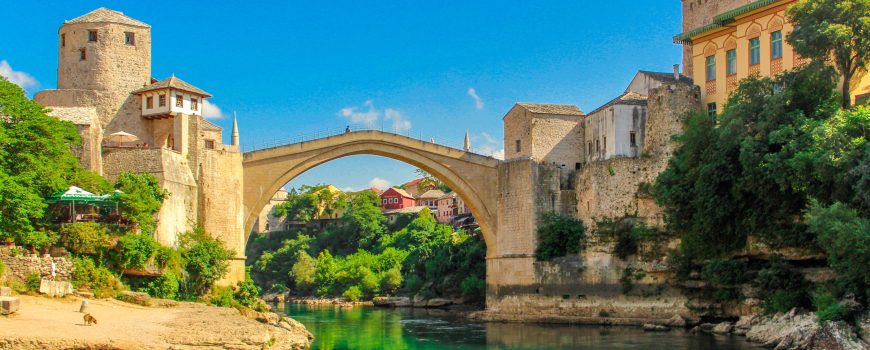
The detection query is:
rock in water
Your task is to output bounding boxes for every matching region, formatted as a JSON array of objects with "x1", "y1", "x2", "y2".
[
  {"x1": 665, "y1": 314, "x2": 687, "y2": 328},
  {"x1": 643, "y1": 323, "x2": 670, "y2": 332},
  {"x1": 712, "y1": 322, "x2": 733, "y2": 334}
]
